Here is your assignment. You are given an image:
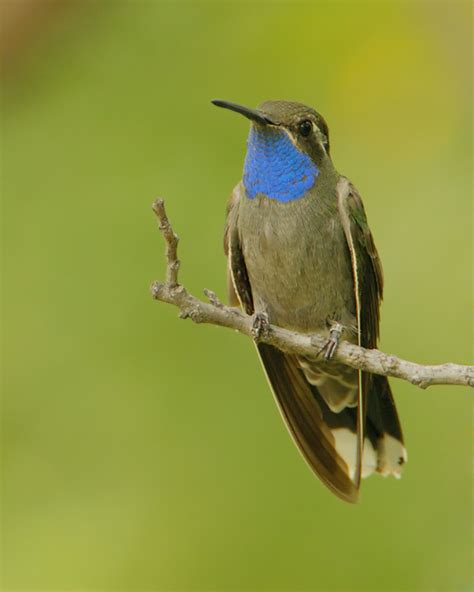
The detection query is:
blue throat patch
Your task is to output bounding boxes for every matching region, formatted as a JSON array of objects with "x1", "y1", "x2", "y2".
[{"x1": 243, "y1": 126, "x2": 319, "y2": 202}]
